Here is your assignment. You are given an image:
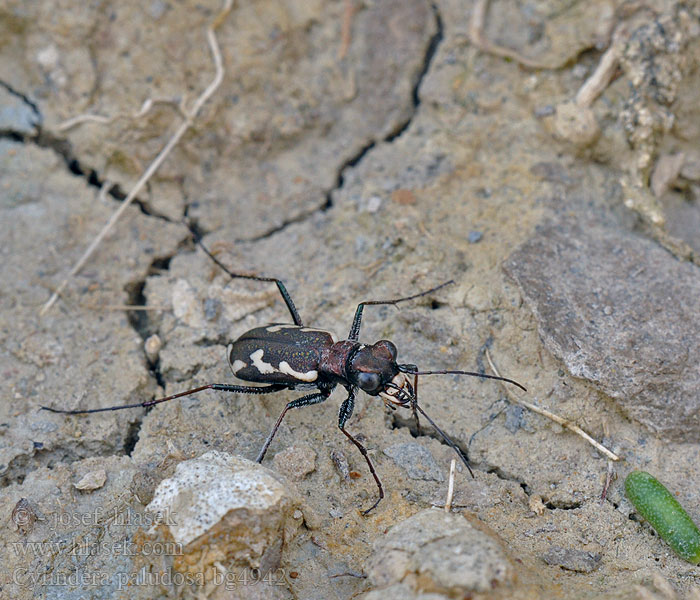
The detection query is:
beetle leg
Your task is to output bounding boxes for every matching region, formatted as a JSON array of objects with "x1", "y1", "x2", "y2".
[
  {"x1": 347, "y1": 280, "x2": 454, "y2": 340},
  {"x1": 191, "y1": 226, "x2": 303, "y2": 326},
  {"x1": 256, "y1": 390, "x2": 331, "y2": 463},
  {"x1": 338, "y1": 389, "x2": 384, "y2": 515},
  {"x1": 410, "y1": 372, "x2": 421, "y2": 434},
  {"x1": 41, "y1": 383, "x2": 288, "y2": 415}
]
